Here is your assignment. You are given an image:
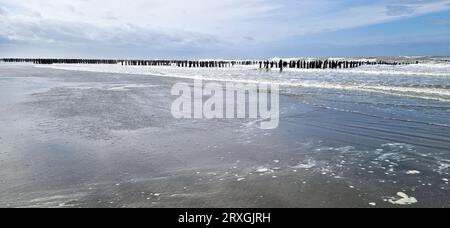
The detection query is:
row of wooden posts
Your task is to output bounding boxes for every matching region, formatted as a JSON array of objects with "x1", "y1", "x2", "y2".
[
  {"x1": 121, "y1": 60, "x2": 258, "y2": 68},
  {"x1": 1, "y1": 58, "x2": 419, "y2": 70},
  {"x1": 259, "y1": 59, "x2": 418, "y2": 70},
  {"x1": 0, "y1": 58, "x2": 118, "y2": 65}
]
